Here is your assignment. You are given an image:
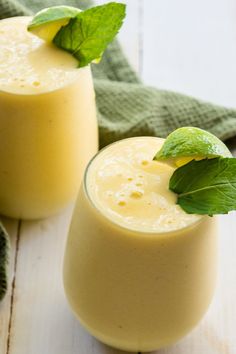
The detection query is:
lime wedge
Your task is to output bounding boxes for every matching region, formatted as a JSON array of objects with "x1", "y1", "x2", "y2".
[
  {"x1": 154, "y1": 127, "x2": 232, "y2": 167},
  {"x1": 27, "y1": 6, "x2": 81, "y2": 42}
]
